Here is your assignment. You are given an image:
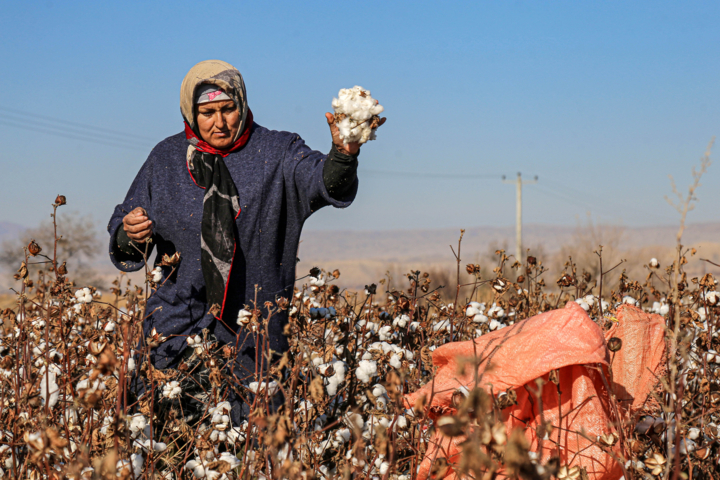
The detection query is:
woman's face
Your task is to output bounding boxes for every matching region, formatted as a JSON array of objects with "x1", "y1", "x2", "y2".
[{"x1": 196, "y1": 100, "x2": 241, "y2": 149}]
